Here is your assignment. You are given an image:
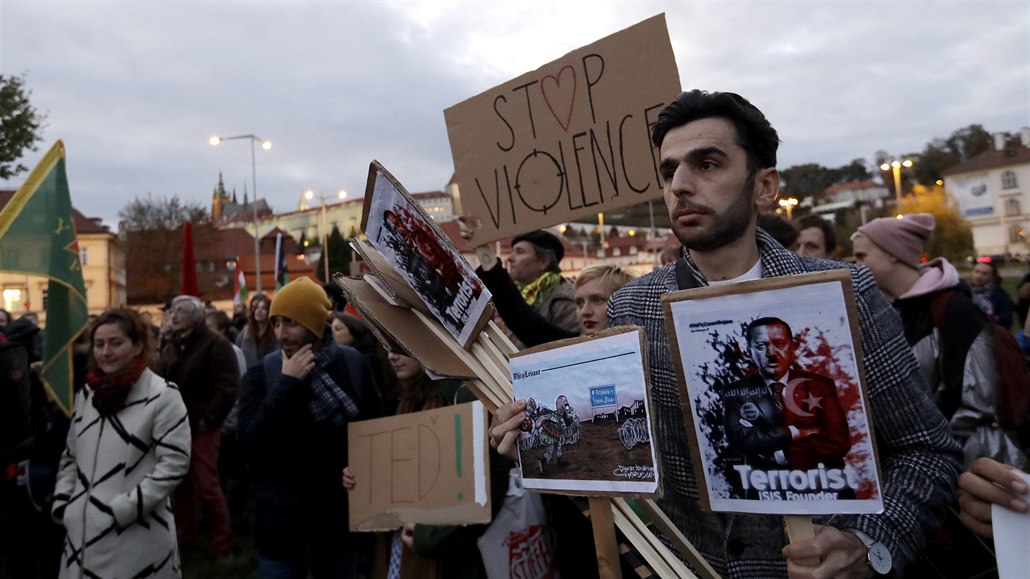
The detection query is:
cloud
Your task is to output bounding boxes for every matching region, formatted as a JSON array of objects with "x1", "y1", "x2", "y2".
[{"x1": 0, "y1": 1, "x2": 1026, "y2": 228}]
